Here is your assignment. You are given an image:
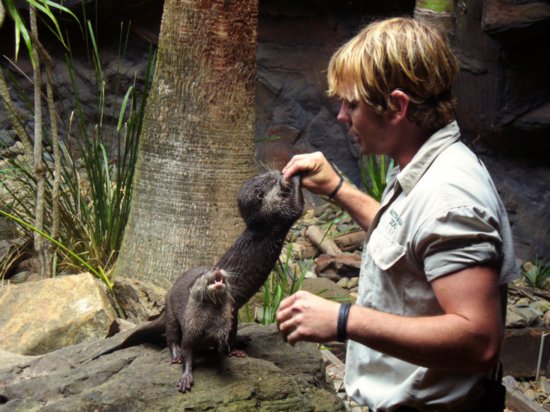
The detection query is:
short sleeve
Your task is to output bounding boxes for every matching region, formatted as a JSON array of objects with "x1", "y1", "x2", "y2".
[{"x1": 414, "y1": 205, "x2": 504, "y2": 281}]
